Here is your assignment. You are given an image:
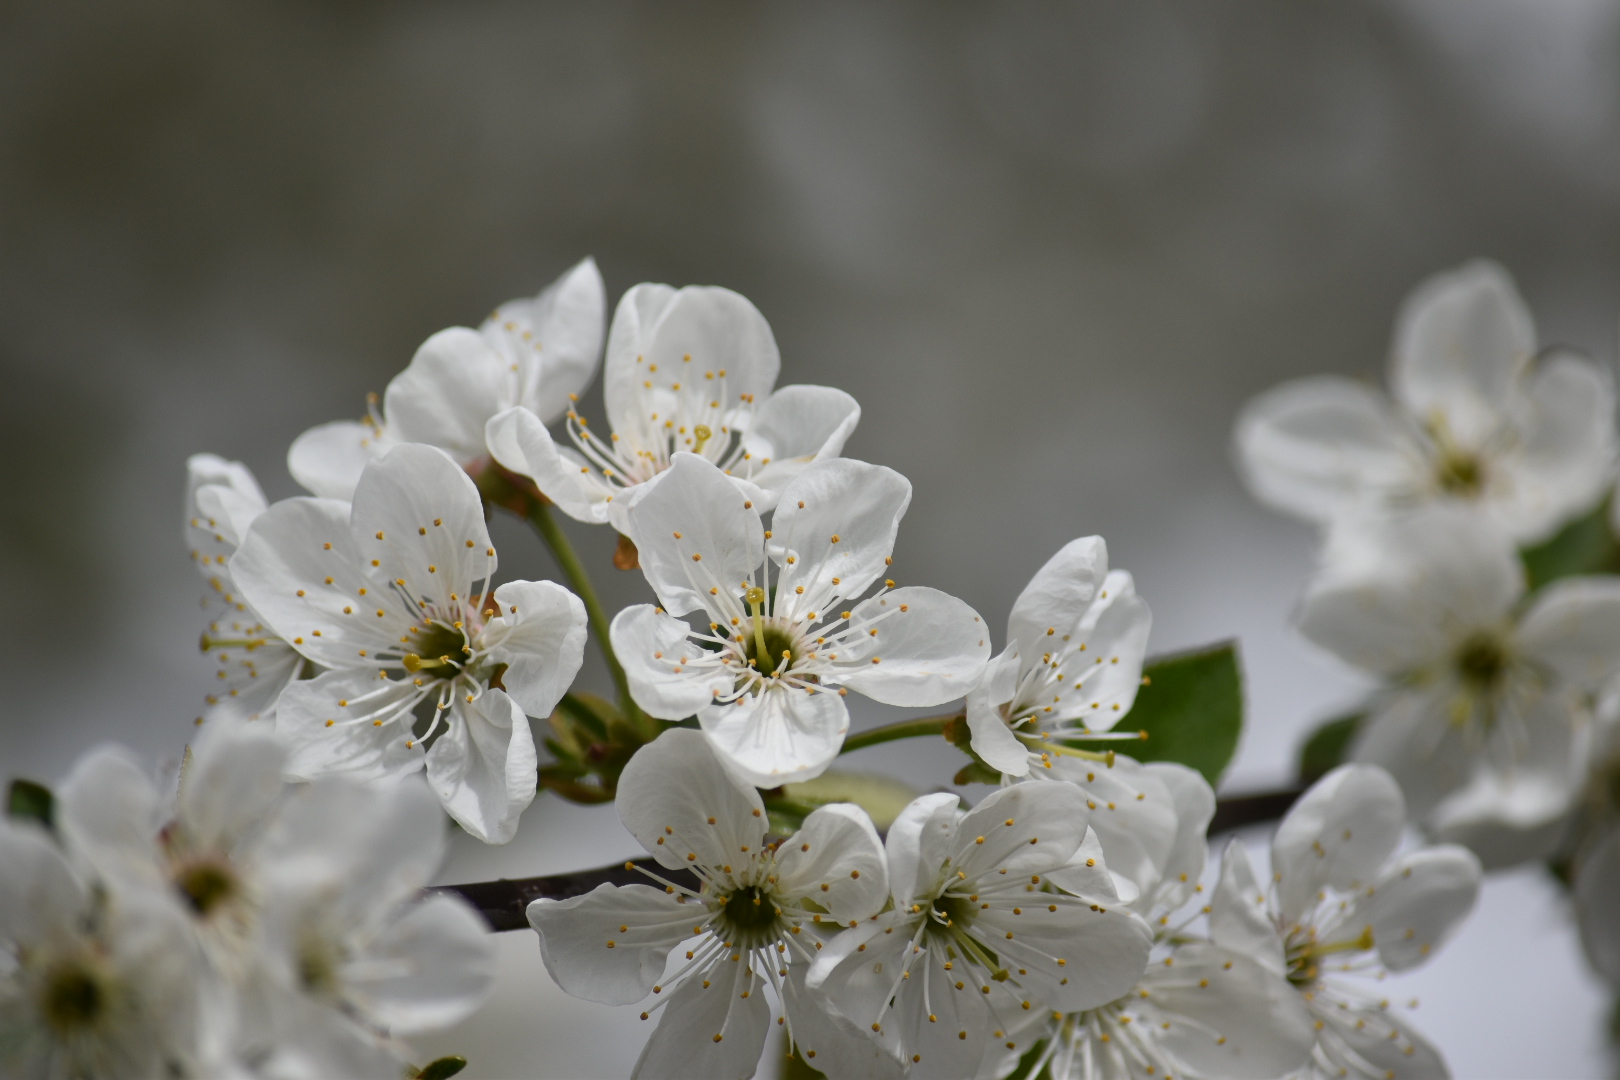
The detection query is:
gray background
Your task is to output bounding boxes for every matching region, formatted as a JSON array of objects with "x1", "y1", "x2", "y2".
[{"x1": 2, "y1": 2, "x2": 1615, "y2": 1076}]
